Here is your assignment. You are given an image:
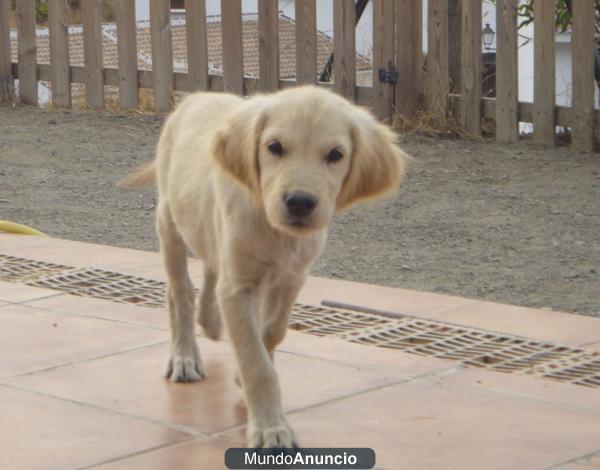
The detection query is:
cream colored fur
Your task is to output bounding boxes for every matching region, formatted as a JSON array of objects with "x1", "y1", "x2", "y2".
[{"x1": 123, "y1": 86, "x2": 408, "y2": 448}]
